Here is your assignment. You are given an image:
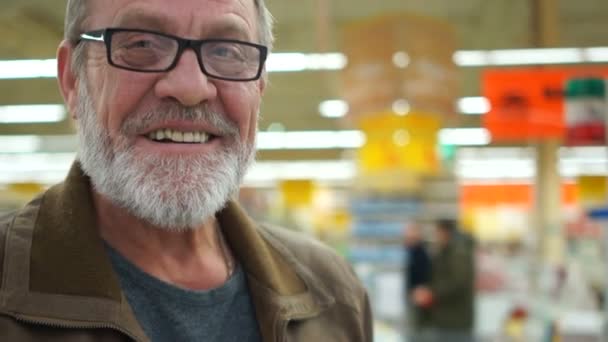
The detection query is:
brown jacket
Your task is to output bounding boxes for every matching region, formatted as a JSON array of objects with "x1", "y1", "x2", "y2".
[{"x1": 0, "y1": 163, "x2": 373, "y2": 341}]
